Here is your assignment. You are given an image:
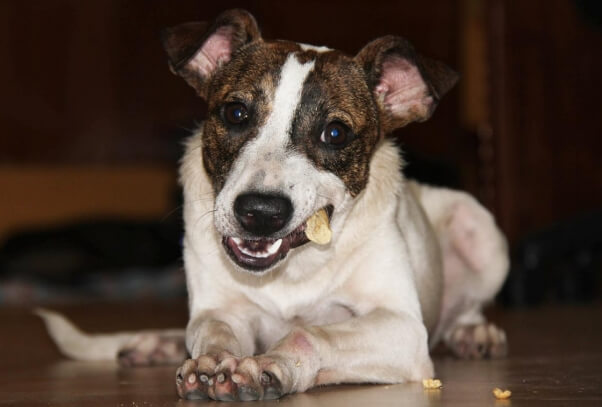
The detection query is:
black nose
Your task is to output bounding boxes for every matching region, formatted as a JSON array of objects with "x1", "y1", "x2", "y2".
[{"x1": 234, "y1": 193, "x2": 293, "y2": 236}]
